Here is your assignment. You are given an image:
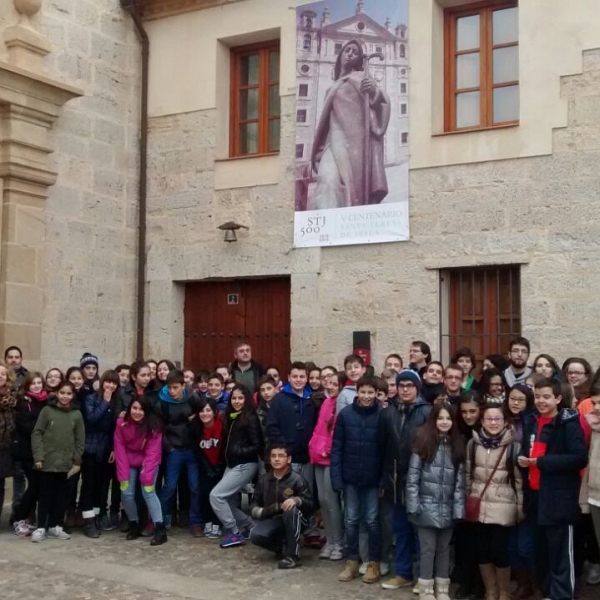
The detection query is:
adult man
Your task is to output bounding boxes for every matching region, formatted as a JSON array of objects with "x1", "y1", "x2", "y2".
[
  {"x1": 443, "y1": 364, "x2": 465, "y2": 406},
  {"x1": 504, "y1": 337, "x2": 533, "y2": 386},
  {"x1": 408, "y1": 341, "x2": 431, "y2": 378},
  {"x1": 4, "y1": 346, "x2": 28, "y2": 390},
  {"x1": 229, "y1": 341, "x2": 264, "y2": 394},
  {"x1": 379, "y1": 370, "x2": 432, "y2": 590}
]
